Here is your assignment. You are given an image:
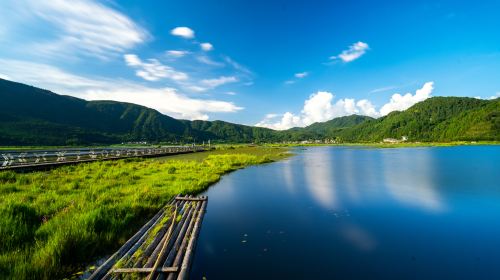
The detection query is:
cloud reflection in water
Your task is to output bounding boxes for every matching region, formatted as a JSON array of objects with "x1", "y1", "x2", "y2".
[
  {"x1": 381, "y1": 149, "x2": 445, "y2": 212},
  {"x1": 302, "y1": 148, "x2": 339, "y2": 209}
]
